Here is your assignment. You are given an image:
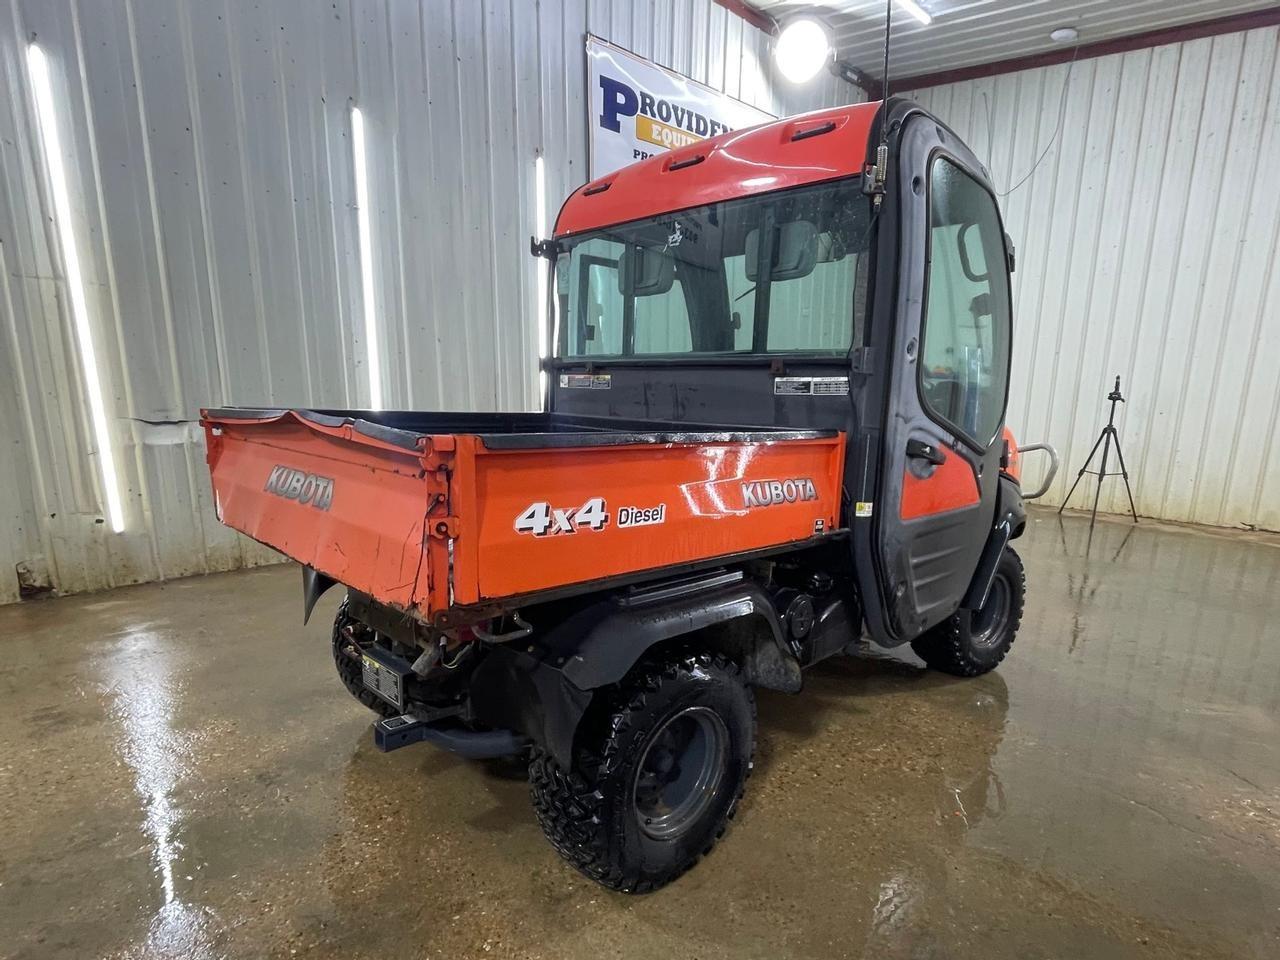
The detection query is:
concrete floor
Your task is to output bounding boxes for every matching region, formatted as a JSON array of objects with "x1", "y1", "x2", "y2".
[{"x1": 2, "y1": 510, "x2": 1278, "y2": 960}]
